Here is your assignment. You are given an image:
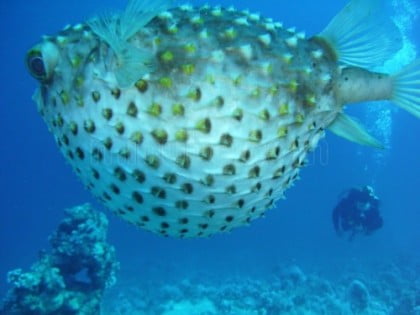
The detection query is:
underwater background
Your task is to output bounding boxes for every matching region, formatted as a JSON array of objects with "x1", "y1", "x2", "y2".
[{"x1": 0, "y1": 0, "x2": 419, "y2": 313}]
